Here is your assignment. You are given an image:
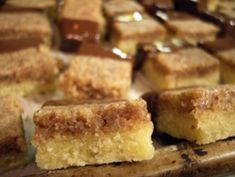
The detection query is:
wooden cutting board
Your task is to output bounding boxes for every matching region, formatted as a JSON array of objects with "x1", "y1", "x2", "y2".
[{"x1": 2, "y1": 135, "x2": 235, "y2": 177}]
